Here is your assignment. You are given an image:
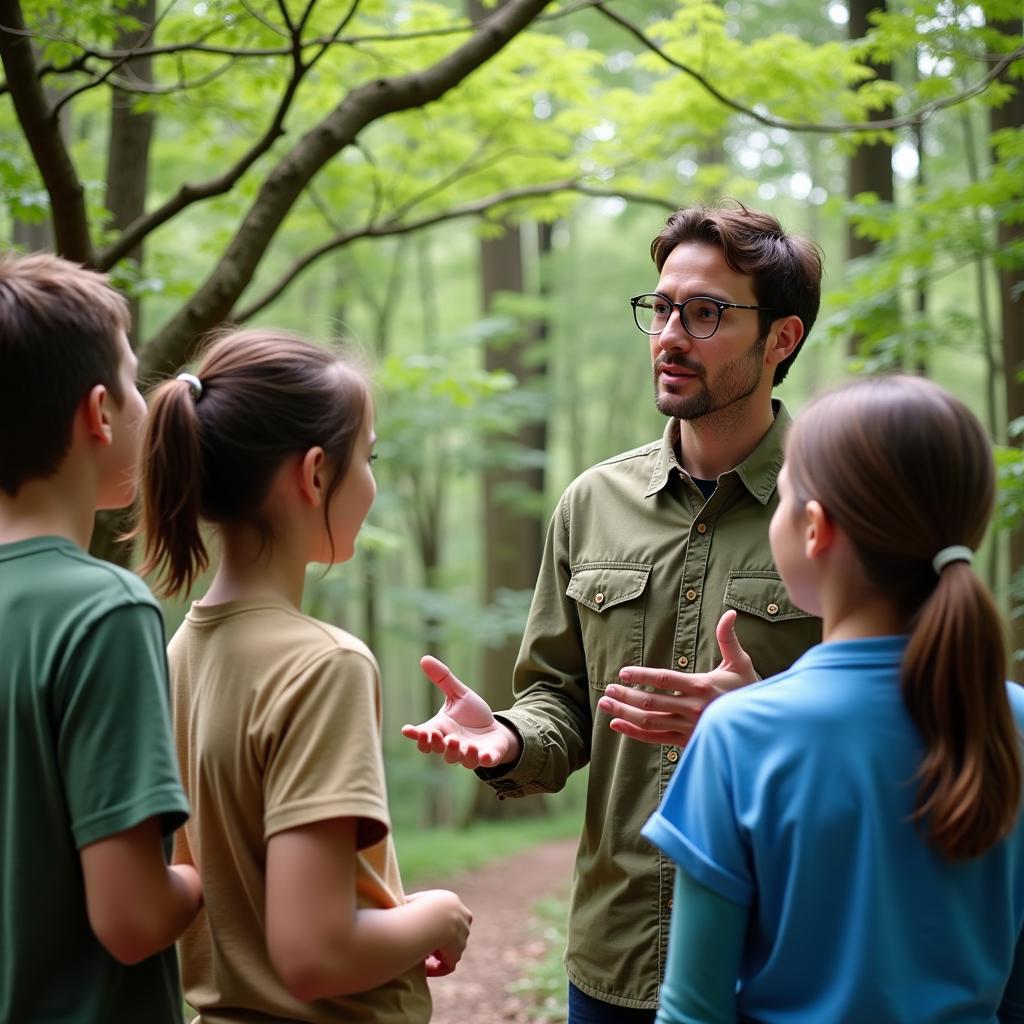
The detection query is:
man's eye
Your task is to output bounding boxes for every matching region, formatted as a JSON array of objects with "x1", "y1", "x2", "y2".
[
  {"x1": 652, "y1": 301, "x2": 672, "y2": 316},
  {"x1": 691, "y1": 301, "x2": 719, "y2": 320}
]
